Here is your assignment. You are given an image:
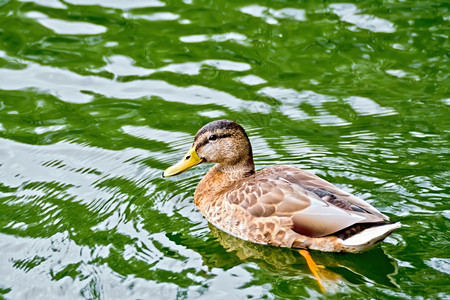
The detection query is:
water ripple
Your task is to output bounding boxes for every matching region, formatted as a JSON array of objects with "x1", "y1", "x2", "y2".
[
  {"x1": 19, "y1": 0, "x2": 67, "y2": 9},
  {"x1": 344, "y1": 96, "x2": 396, "y2": 116},
  {"x1": 259, "y1": 87, "x2": 350, "y2": 125},
  {"x1": 330, "y1": 3, "x2": 396, "y2": 33},
  {"x1": 64, "y1": 0, "x2": 165, "y2": 9},
  {"x1": 0, "y1": 0, "x2": 448, "y2": 298},
  {"x1": 179, "y1": 33, "x2": 248, "y2": 44},
  {"x1": 25, "y1": 12, "x2": 107, "y2": 35},
  {"x1": 121, "y1": 125, "x2": 192, "y2": 151},
  {"x1": 123, "y1": 12, "x2": 180, "y2": 22},
  {"x1": 103, "y1": 56, "x2": 252, "y2": 77},
  {"x1": 240, "y1": 5, "x2": 307, "y2": 25},
  {"x1": 0, "y1": 61, "x2": 270, "y2": 113},
  {"x1": 234, "y1": 75, "x2": 267, "y2": 86}
]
